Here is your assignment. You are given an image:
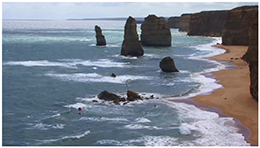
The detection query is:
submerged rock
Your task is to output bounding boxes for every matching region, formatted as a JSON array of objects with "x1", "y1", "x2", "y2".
[
  {"x1": 141, "y1": 15, "x2": 171, "y2": 46},
  {"x1": 159, "y1": 57, "x2": 179, "y2": 72},
  {"x1": 95, "y1": 25, "x2": 106, "y2": 46},
  {"x1": 121, "y1": 16, "x2": 144, "y2": 57}
]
